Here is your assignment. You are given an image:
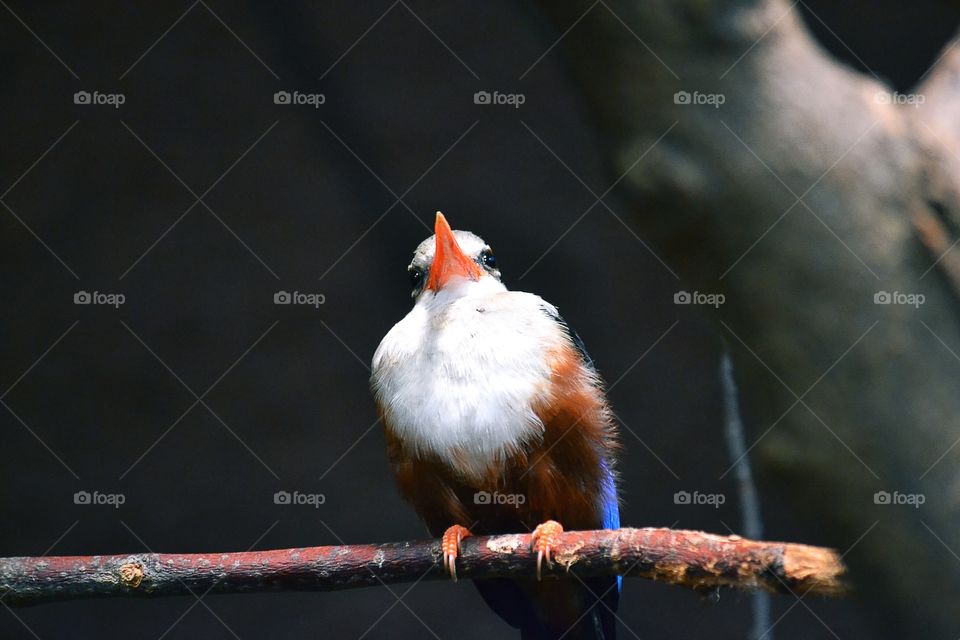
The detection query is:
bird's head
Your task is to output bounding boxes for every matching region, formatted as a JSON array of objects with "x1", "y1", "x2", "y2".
[{"x1": 407, "y1": 212, "x2": 502, "y2": 300}]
